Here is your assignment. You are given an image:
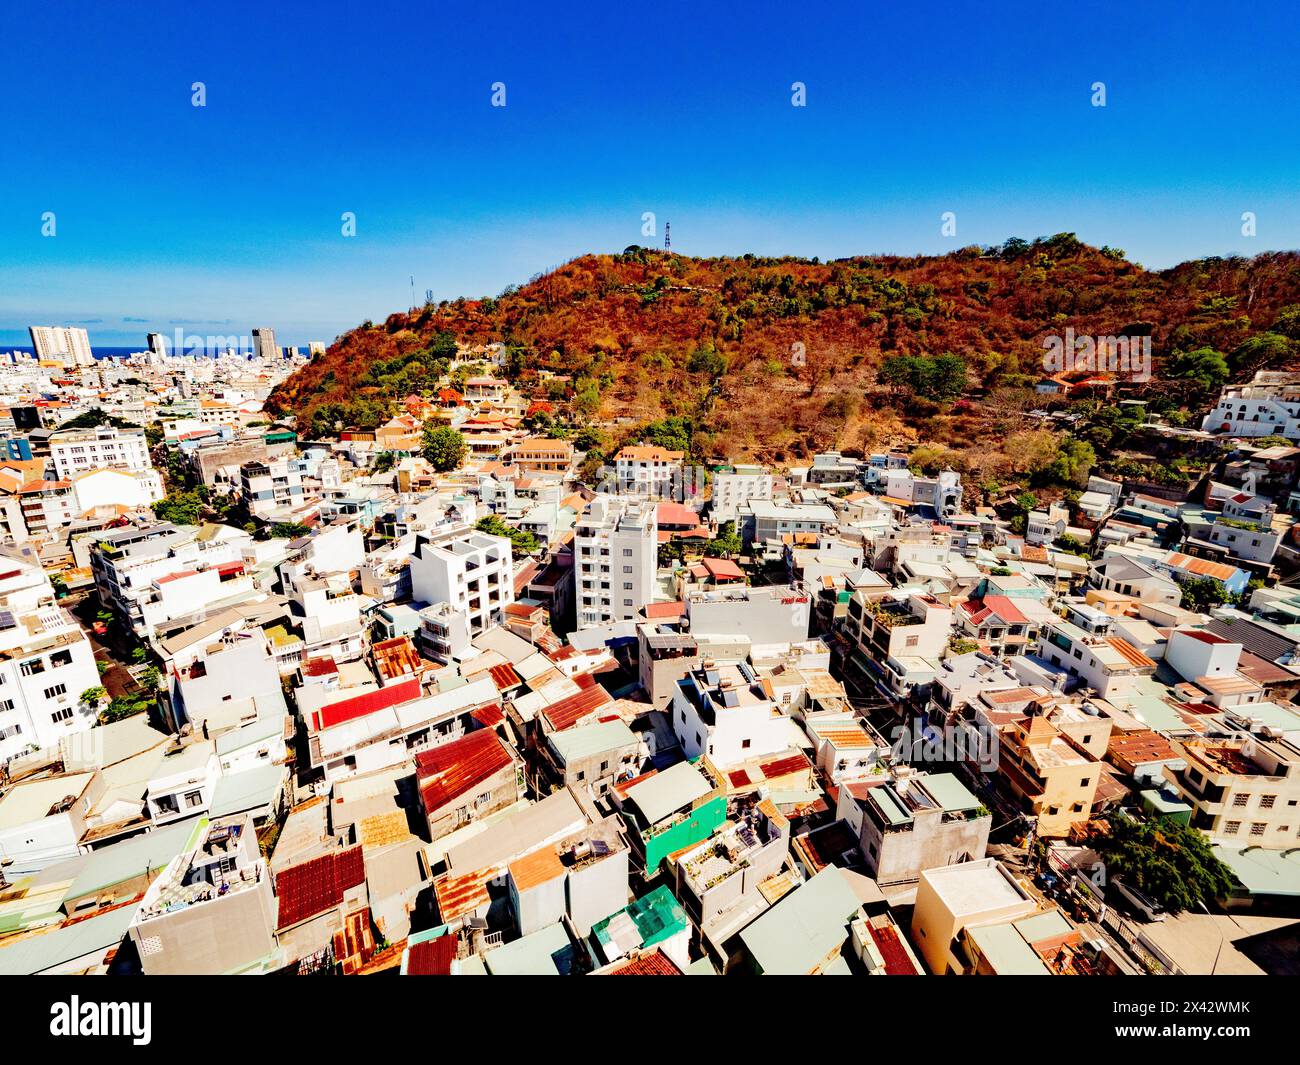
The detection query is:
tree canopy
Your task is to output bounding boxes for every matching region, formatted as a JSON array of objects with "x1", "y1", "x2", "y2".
[
  {"x1": 1089, "y1": 816, "x2": 1236, "y2": 915},
  {"x1": 422, "y1": 425, "x2": 467, "y2": 471}
]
